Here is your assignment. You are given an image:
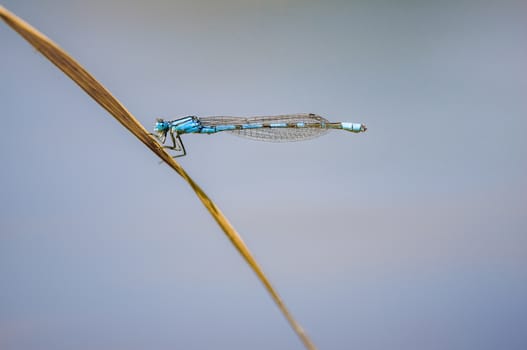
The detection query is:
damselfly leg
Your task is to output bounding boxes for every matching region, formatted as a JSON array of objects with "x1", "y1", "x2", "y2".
[{"x1": 163, "y1": 131, "x2": 187, "y2": 158}]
